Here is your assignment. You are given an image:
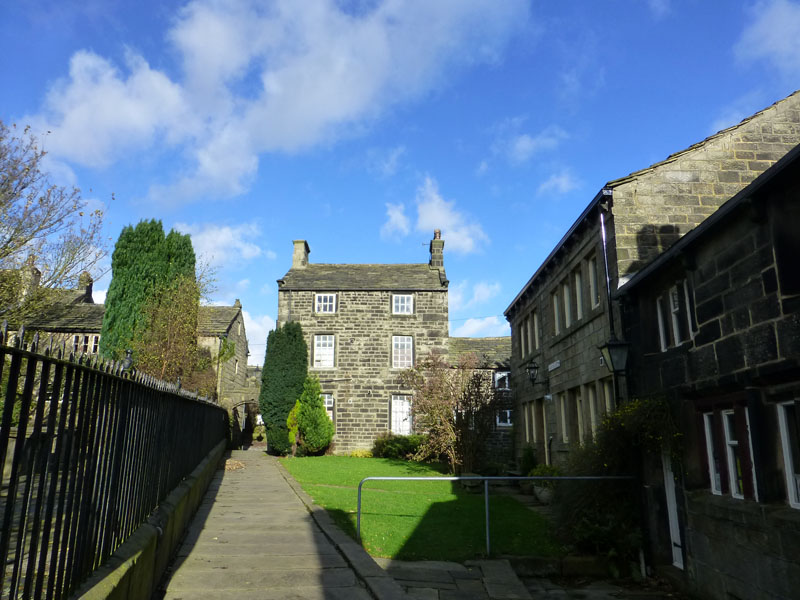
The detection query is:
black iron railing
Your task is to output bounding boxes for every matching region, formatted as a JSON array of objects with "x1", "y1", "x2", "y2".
[{"x1": 0, "y1": 324, "x2": 229, "y2": 599}]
